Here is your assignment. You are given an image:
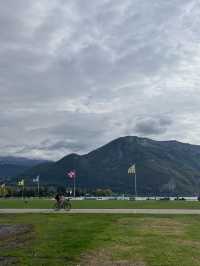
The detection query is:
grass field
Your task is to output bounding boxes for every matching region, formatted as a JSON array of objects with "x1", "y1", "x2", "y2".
[
  {"x1": 1, "y1": 213, "x2": 200, "y2": 265},
  {"x1": 0, "y1": 198, "x2": 200, "y2": 209}
]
